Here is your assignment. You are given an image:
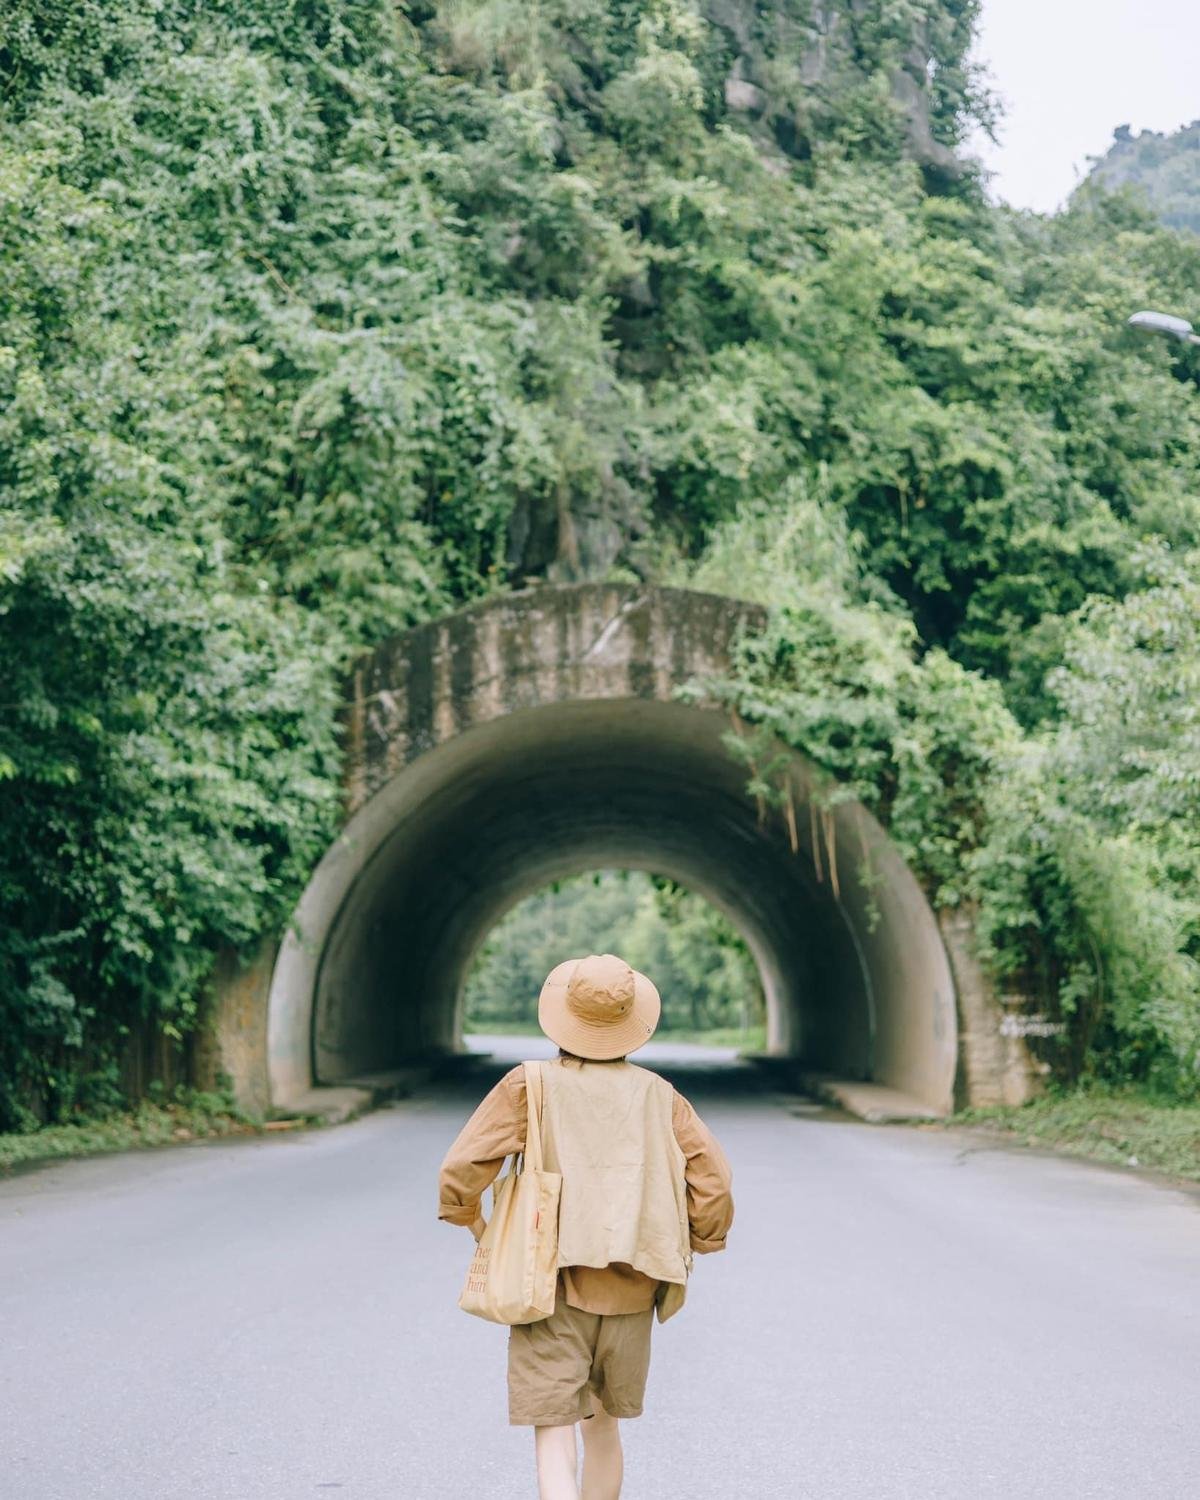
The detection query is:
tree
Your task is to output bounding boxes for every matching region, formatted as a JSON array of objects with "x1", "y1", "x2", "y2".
[{"x1": 463, "y1": 872, "x2": 764, "y2": 1035}]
